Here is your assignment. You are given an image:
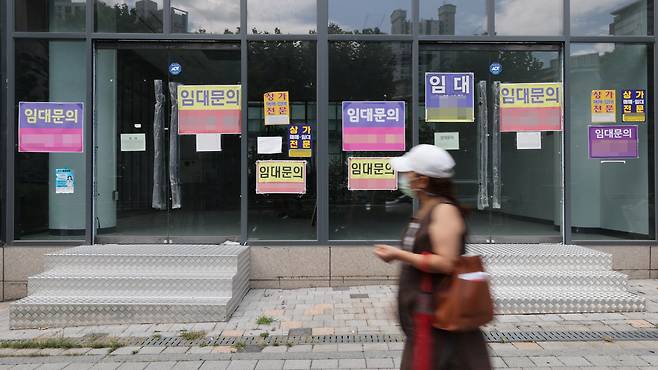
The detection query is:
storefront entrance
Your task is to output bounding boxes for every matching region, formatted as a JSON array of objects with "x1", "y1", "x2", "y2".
[
  {"x1": 92, "y1": 41, "x2": 564, "y2": 244},
  {"x1": 94, "y1": 42, "x2": 242, "y2": 244},
  {"x1": 420, "y1": 44, "x2": 563, "y2": 243}
]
